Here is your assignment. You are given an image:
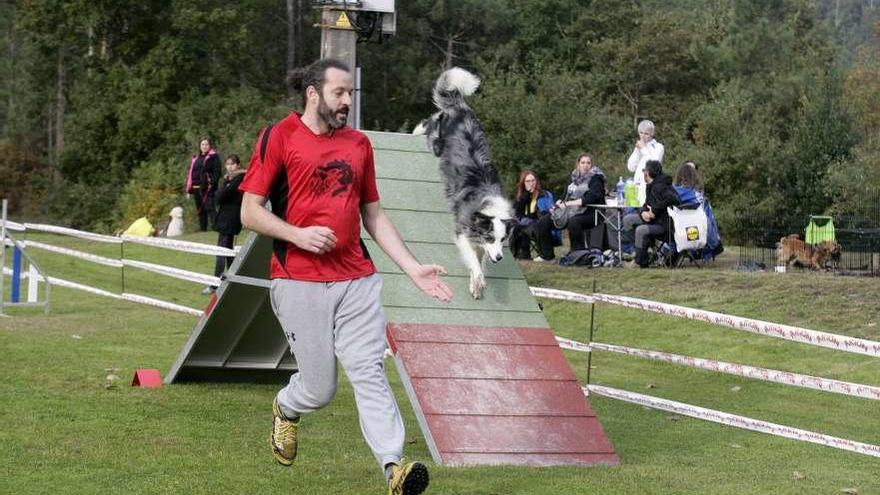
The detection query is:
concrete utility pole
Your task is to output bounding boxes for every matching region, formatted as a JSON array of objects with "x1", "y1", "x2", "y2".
[
  {"x1": 319, "y1": 7, "x2": 357, "y2": 71},
  {"x1": 316, "y1": 1, "x2": 396, "y2": 128},
  {"x1": 319, "y1": 6, "x2": 358, "y2": 125}
]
